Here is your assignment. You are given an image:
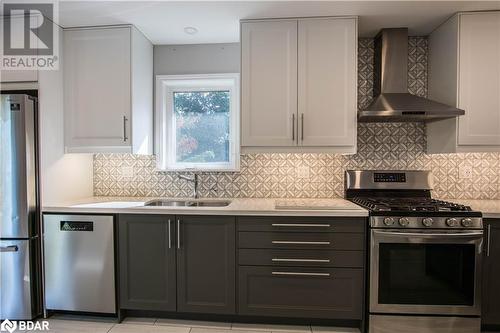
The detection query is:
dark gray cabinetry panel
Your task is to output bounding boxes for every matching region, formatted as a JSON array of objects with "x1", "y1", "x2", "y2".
[
  {"x1": 238, "y1": 216, "x2": 364, "y2": 233},
  {"x1": 239, "y1": 249, "x2": 364, "y2": 268},
  {"x1": 239, "y1": 231, "x2": 364, "y2": 250},
  {"x1": 118, "y1": 214, "x2": 176, "y2": 311},
  {"x1": 482, "y1": 219, "x2": 500, "y2": 326},
  {"x1": 176, "y1": 215, "x2": 236, "y2": 314},
  {"x1": 237, "y1": 216, "x2": 366, "y2": 320},
  {"x1": 238, "y1": 266, "x2": 363, "y2": 319}
]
